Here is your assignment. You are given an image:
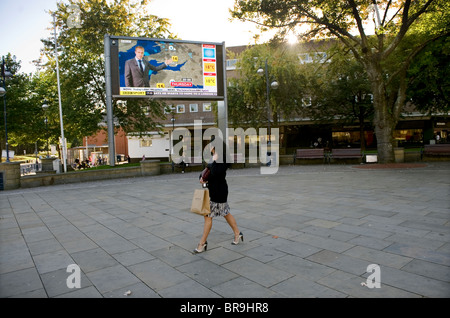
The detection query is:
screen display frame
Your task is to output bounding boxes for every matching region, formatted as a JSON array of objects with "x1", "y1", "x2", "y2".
[{"x1": 108, "y1": 35, "x2": 225, "y2": 100}]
